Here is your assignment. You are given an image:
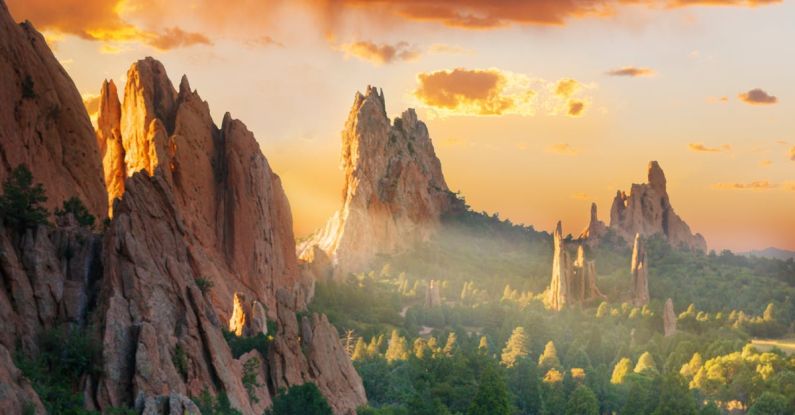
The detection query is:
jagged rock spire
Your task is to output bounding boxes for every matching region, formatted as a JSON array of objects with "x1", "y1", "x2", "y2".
[
  {"x1": 297, "y1": 86, "x2": 461, "y2": 278},
  {"x1": 631, "y1": 233, "x2": 650, "y2": 306},
  {"x1": 609, "y1": 161, "x2": 706, "y2": 251},
  {"x1": 549, "y1": 221, "x2": 572, "y2": 311},
  {"x1": 579, "y1": 202, "x2": 607, "y2": 246}
]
